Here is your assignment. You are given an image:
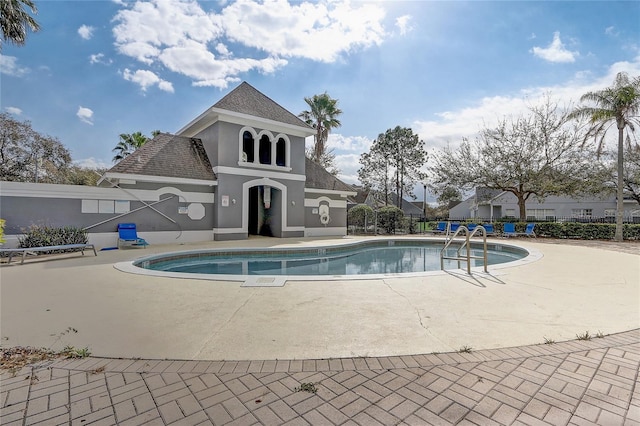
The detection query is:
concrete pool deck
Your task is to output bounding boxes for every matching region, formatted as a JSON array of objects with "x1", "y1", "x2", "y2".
[
  {"x1": 1, "y1": 236, "x2": 639, "y2": 425},
  {"x1": 1, "y1": 236, "x2": 637, "y2": 360}
]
